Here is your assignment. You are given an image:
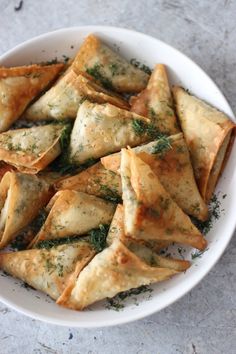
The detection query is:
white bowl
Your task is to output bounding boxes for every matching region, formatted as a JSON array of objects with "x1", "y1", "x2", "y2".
[{"x1": 0, "y1": 26, "x2": 235, "y2": 328}]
